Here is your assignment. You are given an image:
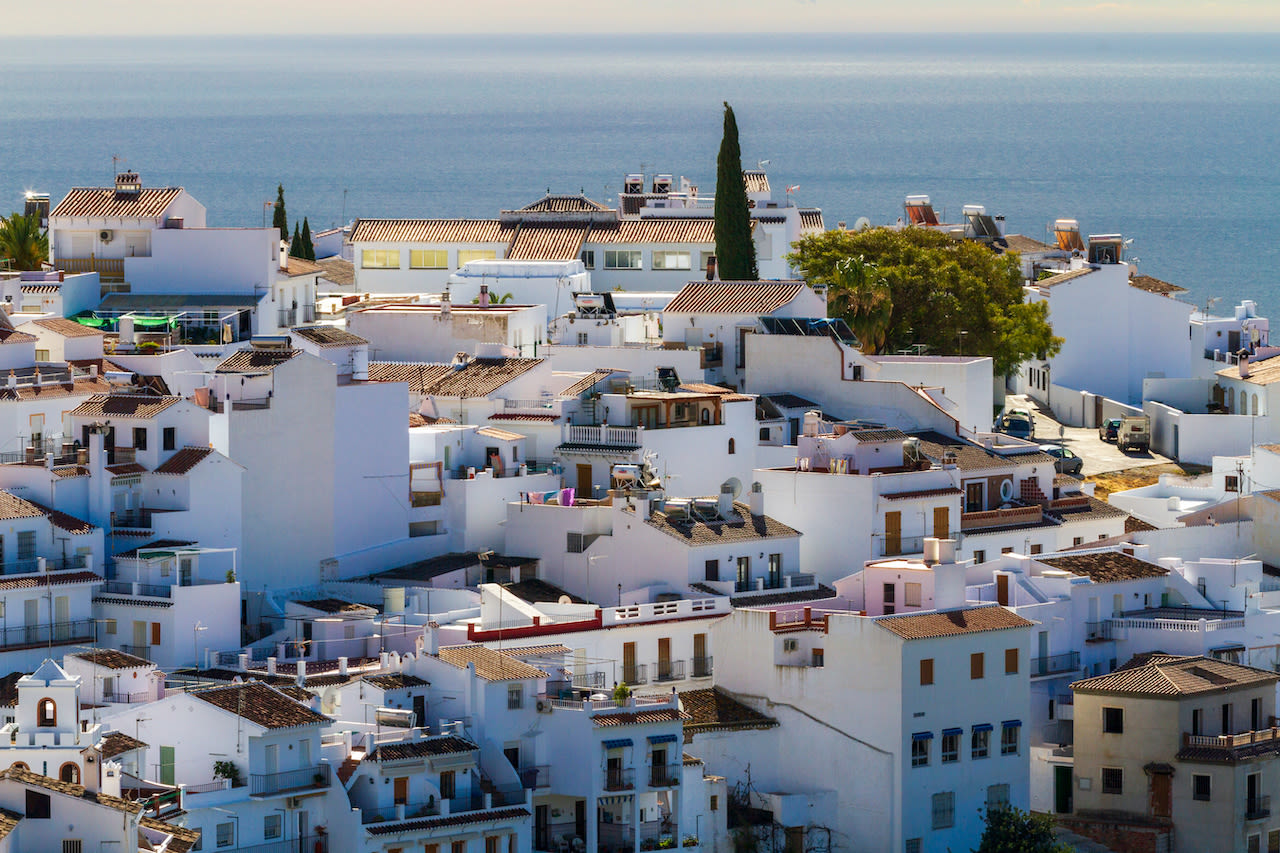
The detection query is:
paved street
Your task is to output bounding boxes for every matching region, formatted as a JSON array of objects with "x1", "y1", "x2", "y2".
[{"x1": 1002, "y1": 394, "x2": 1175, "y2": 478}]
